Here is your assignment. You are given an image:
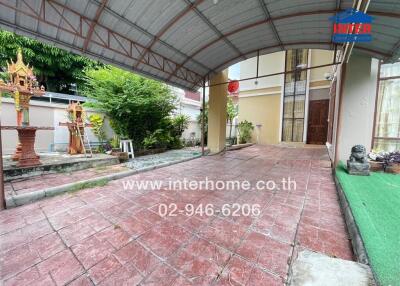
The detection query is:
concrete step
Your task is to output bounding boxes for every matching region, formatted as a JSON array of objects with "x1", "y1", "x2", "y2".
[{"x1": 289, "y1": 250, "x2": 375, "y2": 286}]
